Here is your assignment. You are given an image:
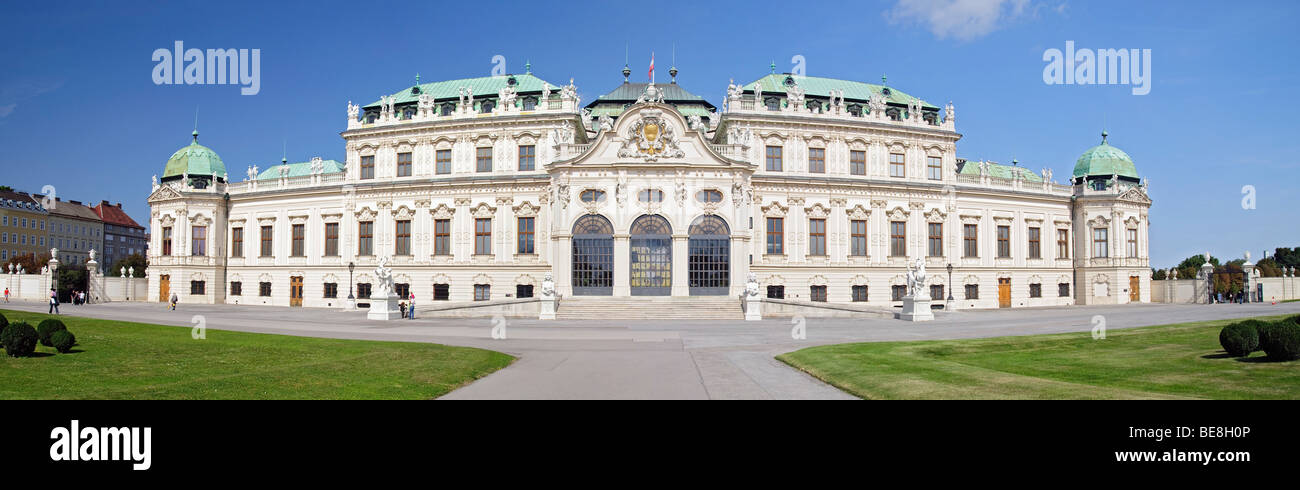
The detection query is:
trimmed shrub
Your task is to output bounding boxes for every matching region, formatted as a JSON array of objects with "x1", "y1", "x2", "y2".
[
  {"x1": 1258, "y1": 321, "x2": 1284, "y2": 353},
  {"x1": 1218, "y1": 322, "x2": 1259, "y2": 357},
  {"x1": 1262, "y1": 323, "x2": 1300, "y2": 362},
  {"x1": 36, "y1": 319, "x2": 67, "y2": 347},
  {"x1": 0, "y1": 312, "x2": 7, "y2": 346},
  {"x1": 49, "y1": 330, "x2": 76, "y2": 354},
  {"x1": 2, "y1": 322, "x2": 37, "y2": 357}
]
